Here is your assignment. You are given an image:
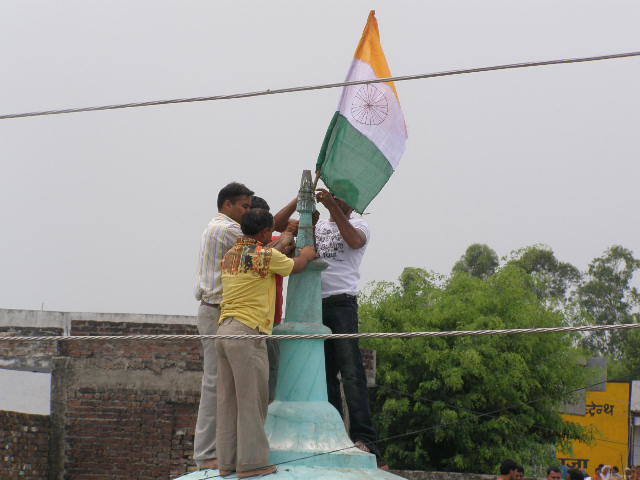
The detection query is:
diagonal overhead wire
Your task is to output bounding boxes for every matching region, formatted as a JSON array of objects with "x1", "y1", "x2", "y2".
[{"x1": 0, "y1": 51, "x2": 638, "y2": 121}]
